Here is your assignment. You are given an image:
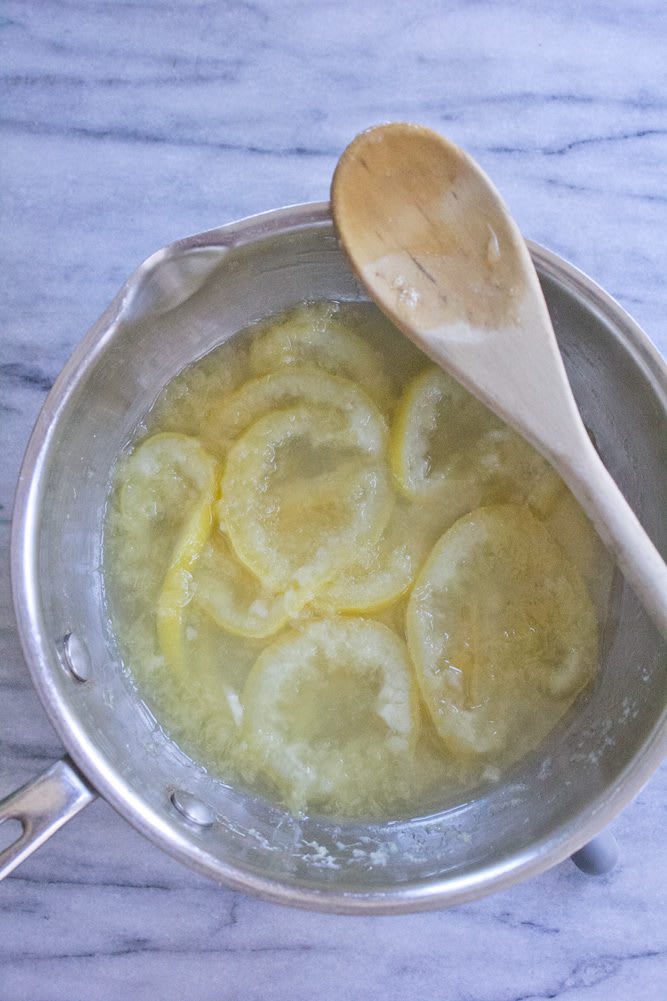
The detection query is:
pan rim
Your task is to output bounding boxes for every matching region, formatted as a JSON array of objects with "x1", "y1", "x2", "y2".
[{"x1": 9, "y1": 200, "x2": 666, "y2": 913}]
